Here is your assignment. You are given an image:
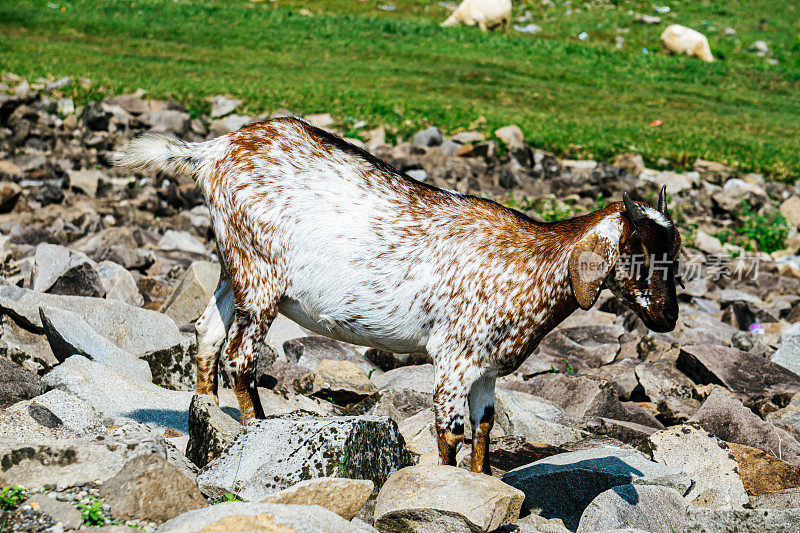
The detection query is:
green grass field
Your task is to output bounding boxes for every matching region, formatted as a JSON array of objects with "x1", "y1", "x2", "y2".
[{"x1": 2, "y1": 0, "x2": 799, "y2": 180}]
